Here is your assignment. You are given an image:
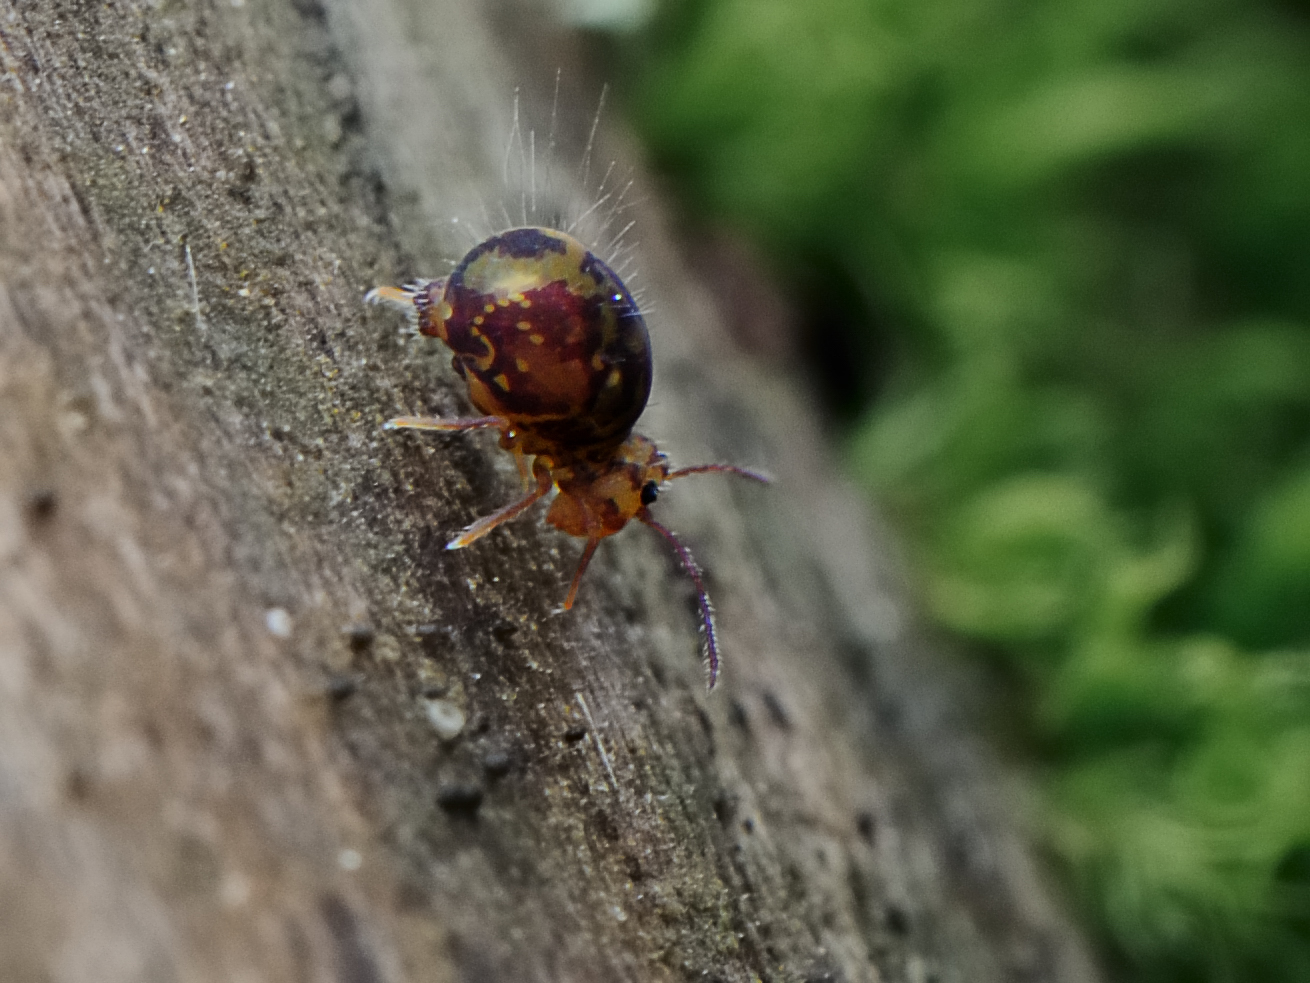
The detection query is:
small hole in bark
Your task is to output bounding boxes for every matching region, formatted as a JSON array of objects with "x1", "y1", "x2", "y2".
[
  {"x1": 885, "y1": 905, "x2": 911, "y2": 935},
  {"x1": 26, "y1": 487, "x2": 57, "y2": 522},
  {"x1": 344, "y1": 623, "x2": 375, "y2": 652},
  {"x1": 855, "y1": 810, "x2": 877, "y2": 844},
  {"x1": 713, "y1": 791, "x2": 732, "y2": 824},
  {"x1": 482, "y1": 749, "x2": 512, "y2": 778},
  {"x1": 325, "y1": 674, "x2": 359, "y2": 701},
  {"x1": 623, "y1": 854, "x2": 644, "y2": 881},
  {"x1": 436, "y1": 783, "x2": 483, "y2": 815}
]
